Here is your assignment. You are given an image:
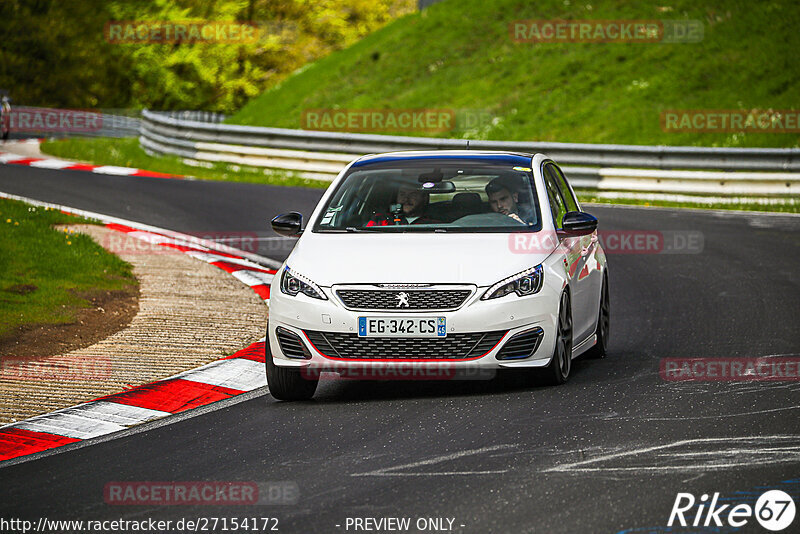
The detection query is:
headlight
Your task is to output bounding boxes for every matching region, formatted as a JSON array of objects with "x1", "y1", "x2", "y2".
[
  {"x1": 481, "y1": 265, "x2": 544, "y2": 300},
  {"x1": 280, "y1": 266, "x2": 327, "y2": 300}
]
